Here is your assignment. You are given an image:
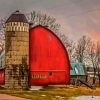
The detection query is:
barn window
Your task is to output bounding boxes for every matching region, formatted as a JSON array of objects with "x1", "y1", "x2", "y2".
[
  {"x1": 32, "y1": 75, "x2": 39, "y2": 79},
  {"x1": 40, "y1": 75, "x2": 46, "y2": 78},
  {"x1": 49, "y1": 72, "x2": 52, "y2": 76}
]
